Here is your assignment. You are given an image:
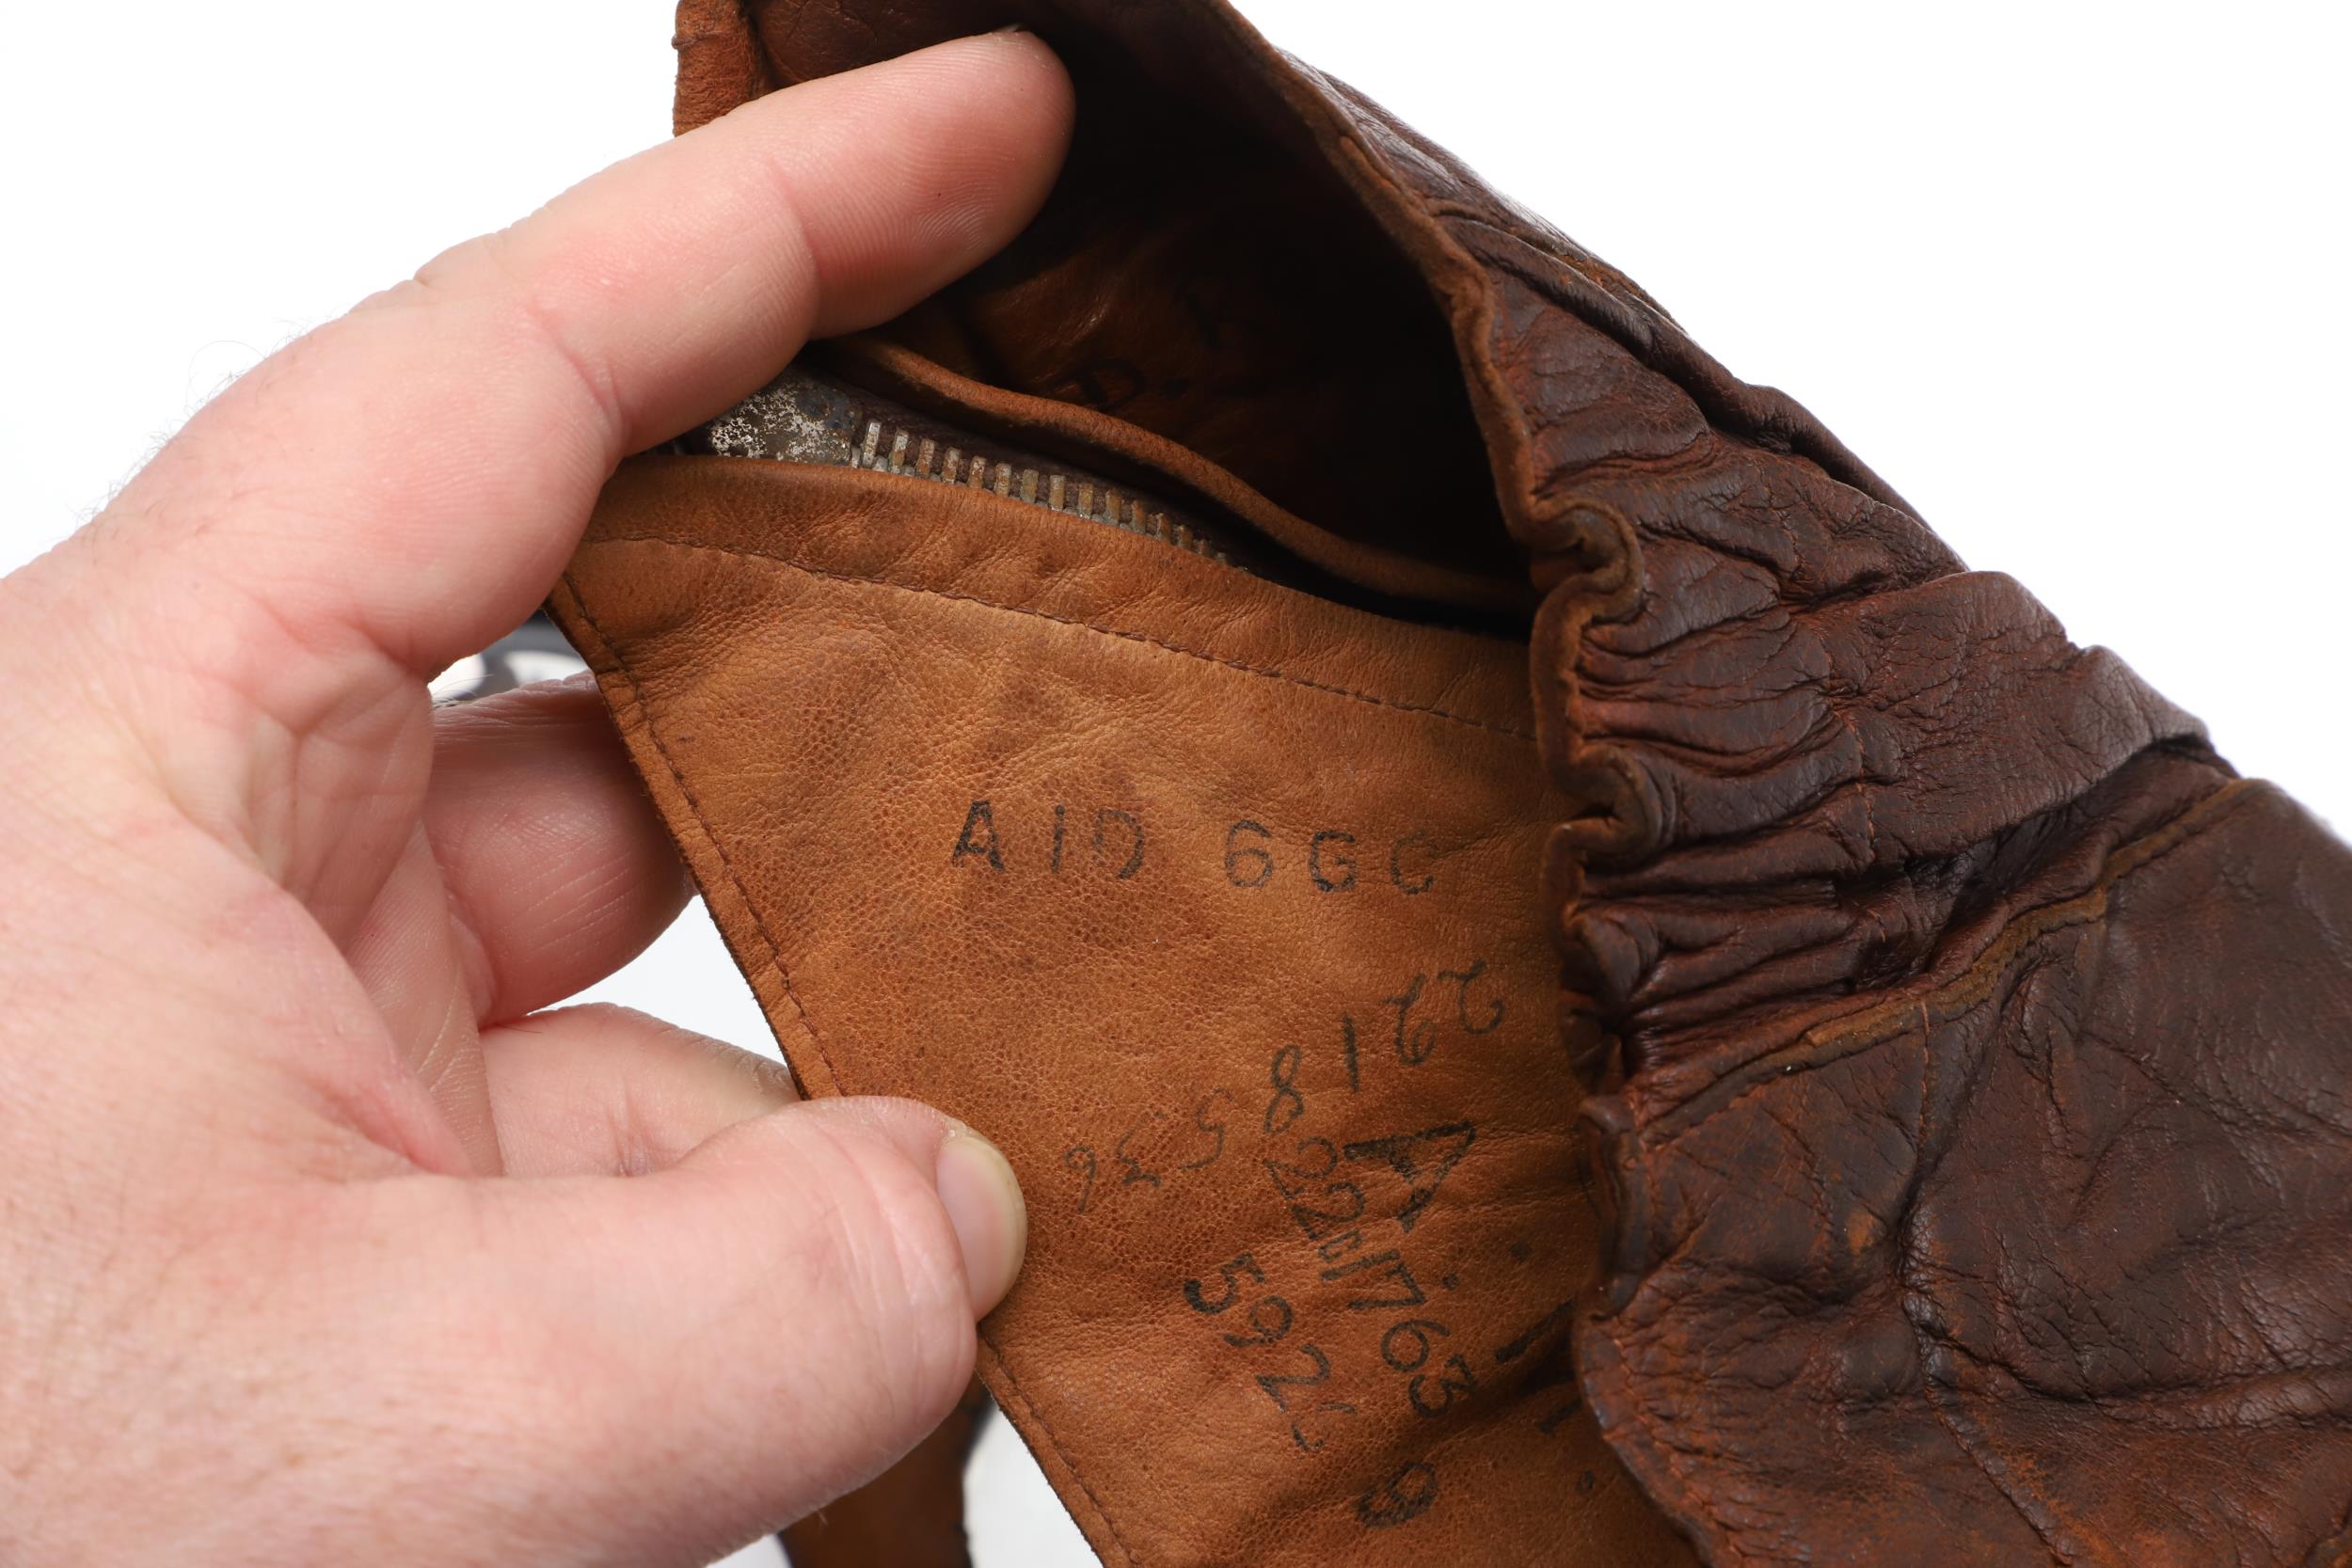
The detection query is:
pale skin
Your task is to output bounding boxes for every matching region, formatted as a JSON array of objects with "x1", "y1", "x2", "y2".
[{"x1": 0, "y1": 33, "x2": 1073, "y2": 1567}]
